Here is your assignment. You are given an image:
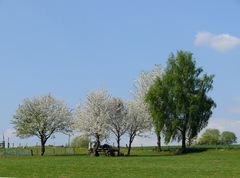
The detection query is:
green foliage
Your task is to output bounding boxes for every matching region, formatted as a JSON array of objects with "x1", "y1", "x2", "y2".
[
  {"x1": 145, "y1": 77, "x2": 167, "y2": 151},
  {"x1": 199, "y1": 129, "x2": 221, "y2": 145},
  {"x1": 145, "y1": 77, "x2": 166, "y2": 133},
  {"x1": 71, "y1": 135, "x2": 90, "y2": 148},
  {"x1": 221, "y1": 131, "x2": 237, "y2": 145},
  {"x1": 146, "y1": 51, "x2": 216, "y2": 150},
  {"x1": 199, "y1": 129, "x2": 237, "y2": 146}
]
